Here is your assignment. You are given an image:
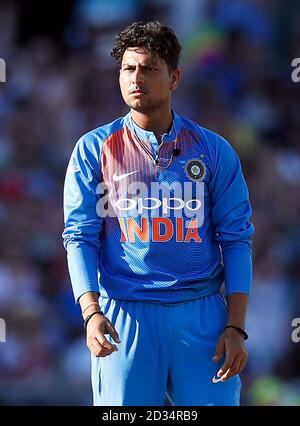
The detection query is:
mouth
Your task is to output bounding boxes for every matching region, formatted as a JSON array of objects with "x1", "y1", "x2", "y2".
[{"x1": 130, "y1": 89, "x2": 148, "y2": 95}]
